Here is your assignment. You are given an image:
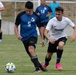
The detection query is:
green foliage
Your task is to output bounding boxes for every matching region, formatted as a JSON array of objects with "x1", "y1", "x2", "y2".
[{"x1": 0, "y1": 35, "x2": 76, "y2": 75}]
